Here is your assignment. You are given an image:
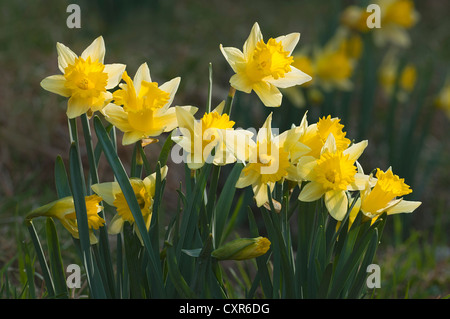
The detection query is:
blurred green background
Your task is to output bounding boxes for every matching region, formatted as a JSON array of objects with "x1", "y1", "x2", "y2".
[{"x1": 0, "y1": 0, "x2": 449, "y2": 298}]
